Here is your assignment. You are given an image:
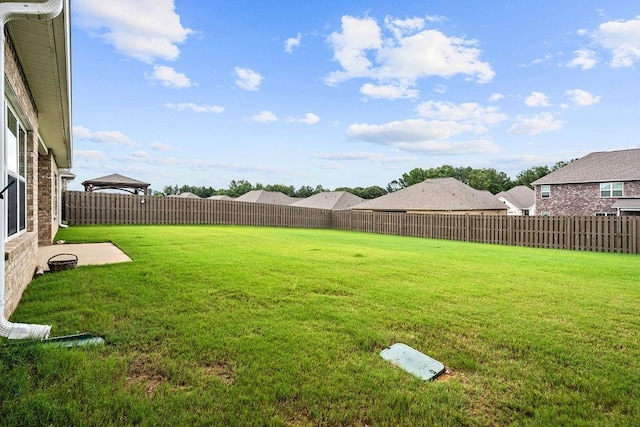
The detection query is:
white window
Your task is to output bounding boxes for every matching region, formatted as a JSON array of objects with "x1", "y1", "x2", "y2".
[
  {"x1": 540, "y1": 185, "x2": 550, "y2": 198},
  {"x1": 4, "y1": 104, "x2": 27, "y2": 239},
  {"x1": 595, "y1": 212, "x2": 617, "y2": 217},
  {"x1": 600, "y1": 182, "x2": 623, "y2": 198},
  {"x1": 541, "y1": 211, "x2": 550, "y2": 217}
]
